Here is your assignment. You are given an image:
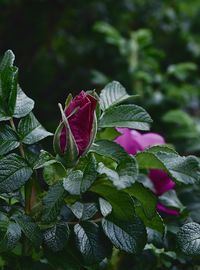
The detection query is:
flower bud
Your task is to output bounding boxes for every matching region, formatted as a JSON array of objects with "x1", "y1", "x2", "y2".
[{"x1": 54, "y1": 91, "x2": 97, "y2": 166}]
